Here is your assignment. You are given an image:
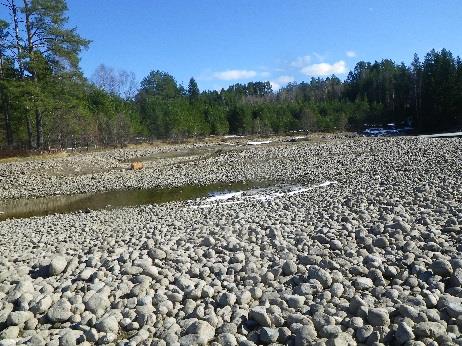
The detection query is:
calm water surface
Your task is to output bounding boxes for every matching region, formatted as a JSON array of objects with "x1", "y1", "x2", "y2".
[{"x1": 0, "y1": 181, "x2": 271, "y2": 221}]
